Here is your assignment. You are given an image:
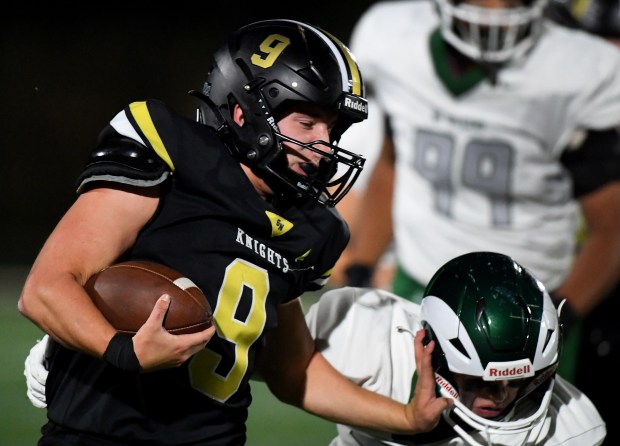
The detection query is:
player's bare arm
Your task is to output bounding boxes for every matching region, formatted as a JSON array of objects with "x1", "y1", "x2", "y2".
[
  {"x1": 19, "y1": 186, "x2": 156, "y2": 357},
  {"x1": 345, "y1": 134, "x2": 396, "y2": 274},
  {"x1": 260, "y1": 299, "x2": 451, "y2": 435},
  {"x1": 19, "y1": 185, "x2": 214, "y2": 370},
  {"x1": 555, "y1": 181, "x2": 620, "y2": 315}
]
